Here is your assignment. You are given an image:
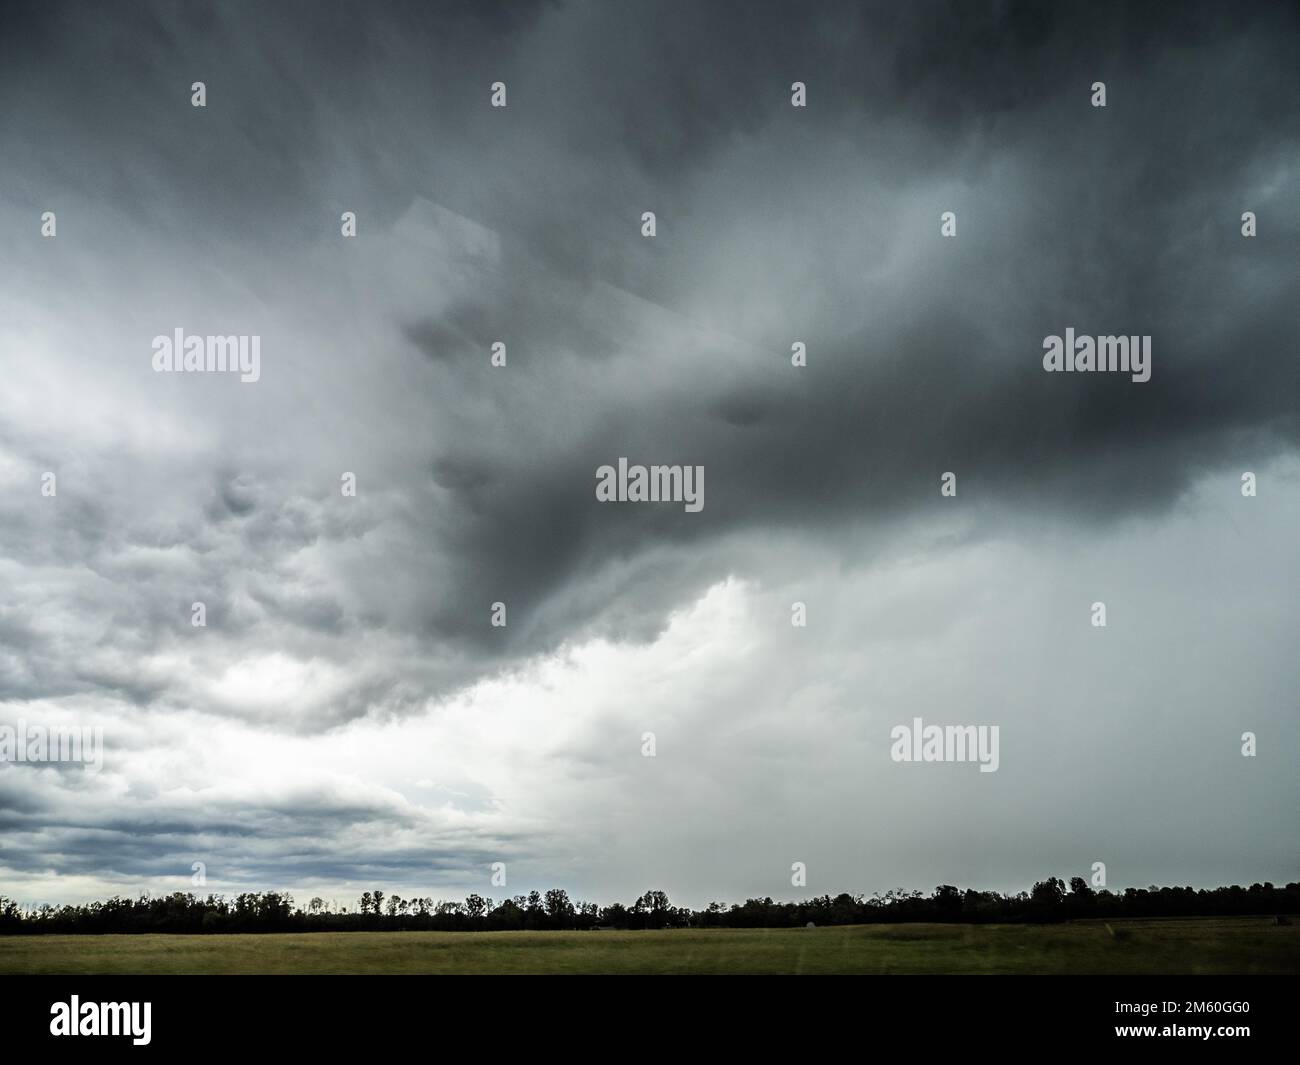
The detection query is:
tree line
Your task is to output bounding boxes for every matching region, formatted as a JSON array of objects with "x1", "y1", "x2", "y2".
[{"x1": 1, "y1": 878, "x2": 1295, "y2": 935}]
